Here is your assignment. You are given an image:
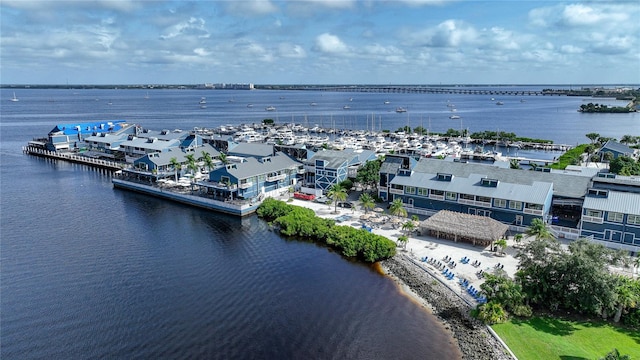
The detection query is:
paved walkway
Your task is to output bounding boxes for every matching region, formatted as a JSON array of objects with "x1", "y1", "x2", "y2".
[{"x1": 282, "y1": 194, "x2": 527, "y2": 304}]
